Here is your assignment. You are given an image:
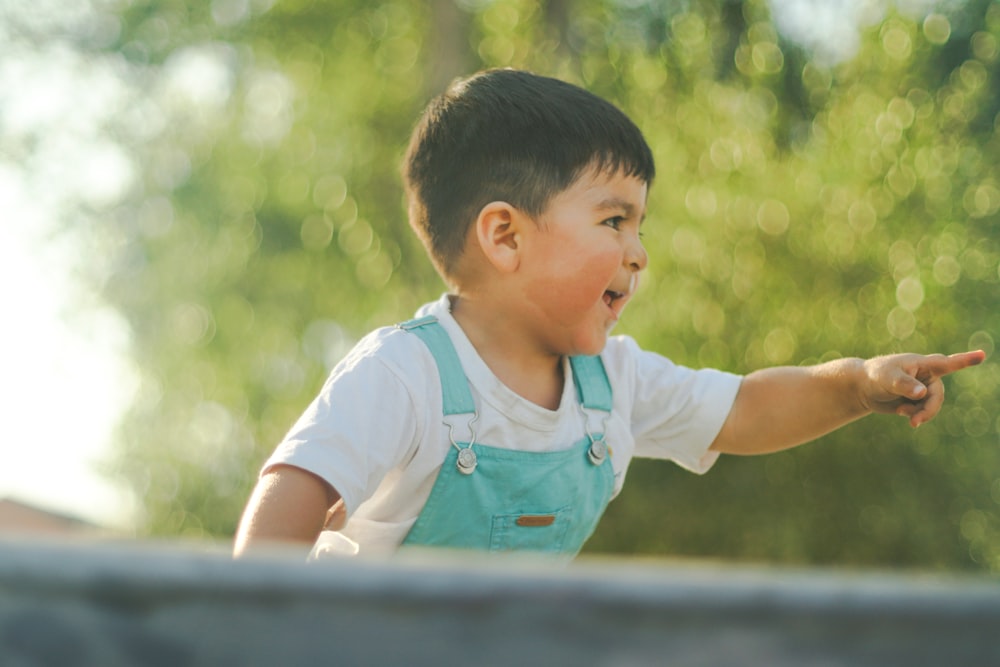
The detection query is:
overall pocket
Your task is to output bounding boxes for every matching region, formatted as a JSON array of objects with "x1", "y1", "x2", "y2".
[{"x1": 489, "y1": 506, "x2": 572, "y2": 553}]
